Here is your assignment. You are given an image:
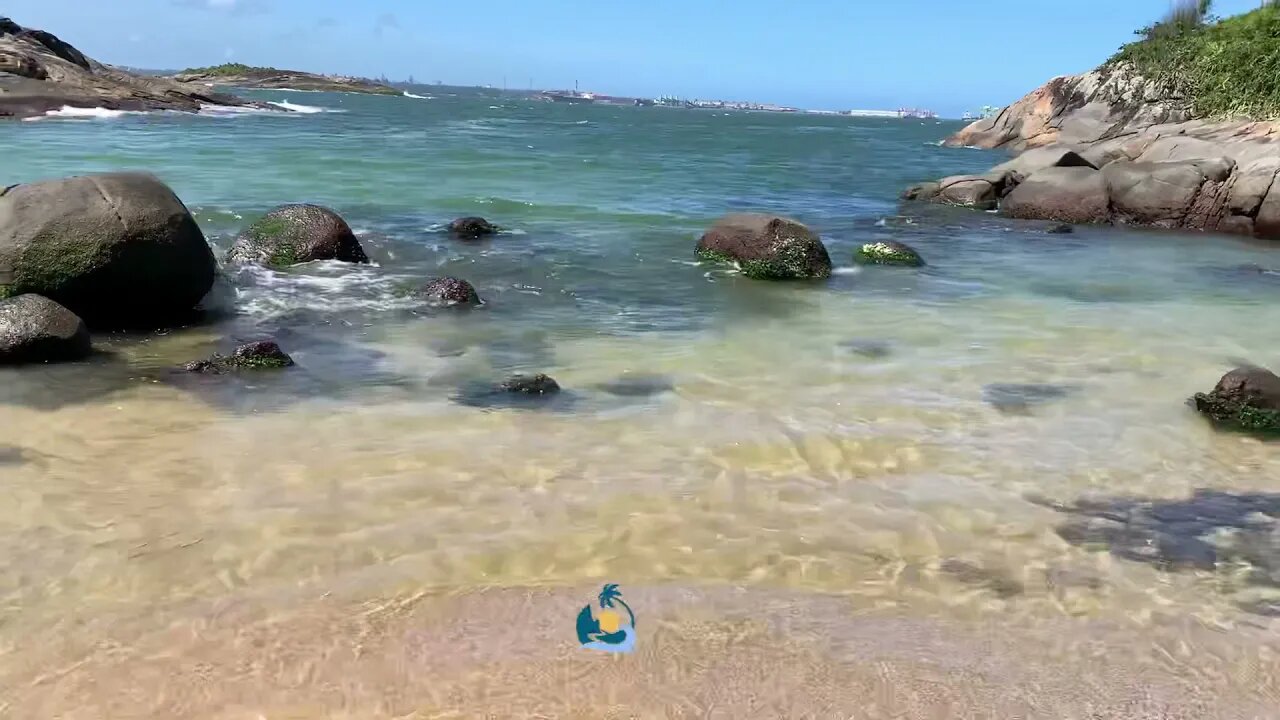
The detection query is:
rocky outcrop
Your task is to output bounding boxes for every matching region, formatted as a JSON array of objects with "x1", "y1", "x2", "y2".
[
  {"x1": 0, "y1": 293, "x2": 91, "y2": 364},
  {"x1": 185, "y1": 340, "x2": 294, "y2": 374},
  {"x1": 0, "y1": 17, "x2": 262, "y2": 119},
  {"x1": 0, "y1": 172, "x2": 217, "y2": 328},
  {"x1": 908, "y1": 67, "x2": 1280, "y2": 240},
  {"x1": 696, "y1": 214, "x2": 832, "y2": 280},
  {"x1": 421, "y1": 277, "x2": 481, "y2": 306},
  {"x1": 944, "y1": 64, "x2": 1192, "y2": 152},
  {"x1": 501, "y1": 374, "x2": 561, "y2": 395},
  {"x1": 171, "y1": 64, "x2": 400, "y2": 96},
  {"x1": 1193, "y1": 366, "x2": 1280, "y2": 436},
  {"x1": 449, "y1": 217, "x2": 499, "y2": 240},
  {"x1": 229, "y1": 204, "x2": 369, "y2": 268}
]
